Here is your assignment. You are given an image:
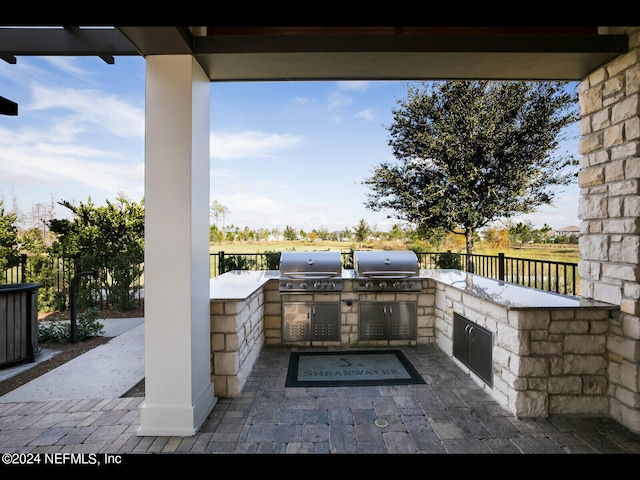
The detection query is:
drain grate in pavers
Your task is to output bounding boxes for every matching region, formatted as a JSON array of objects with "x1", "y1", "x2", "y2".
[{"x1": 374, "y1": 418, "x2": 389, "y2": 428}]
